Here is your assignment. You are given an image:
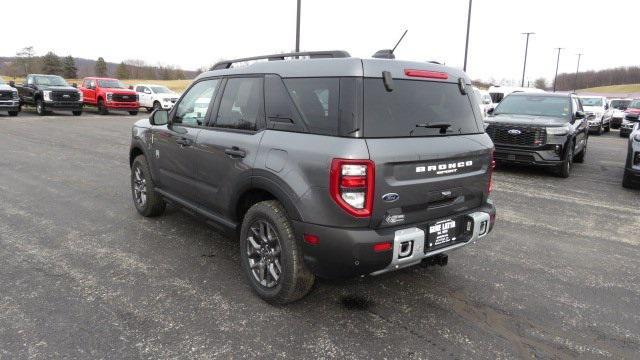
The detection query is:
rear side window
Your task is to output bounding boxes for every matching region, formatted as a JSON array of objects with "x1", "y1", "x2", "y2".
[
  {"x1": 283, "y1": 78, "x2": 340, "y2": 136},
  {"x1": 363, "y1": 79, "x2": 480, "y2": 138},
  {"x1": 215, "y1": 77, "x2": 263, "y2": 131}
]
